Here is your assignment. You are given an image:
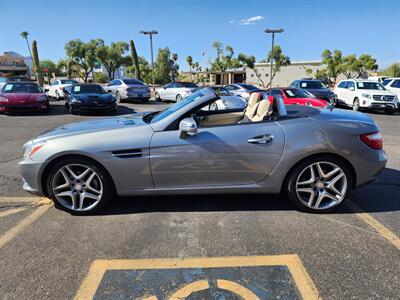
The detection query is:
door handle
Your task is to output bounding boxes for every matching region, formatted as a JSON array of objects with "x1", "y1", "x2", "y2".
[{"x1": 248, "y1": 134, "x2": 274, "y2": 144}]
